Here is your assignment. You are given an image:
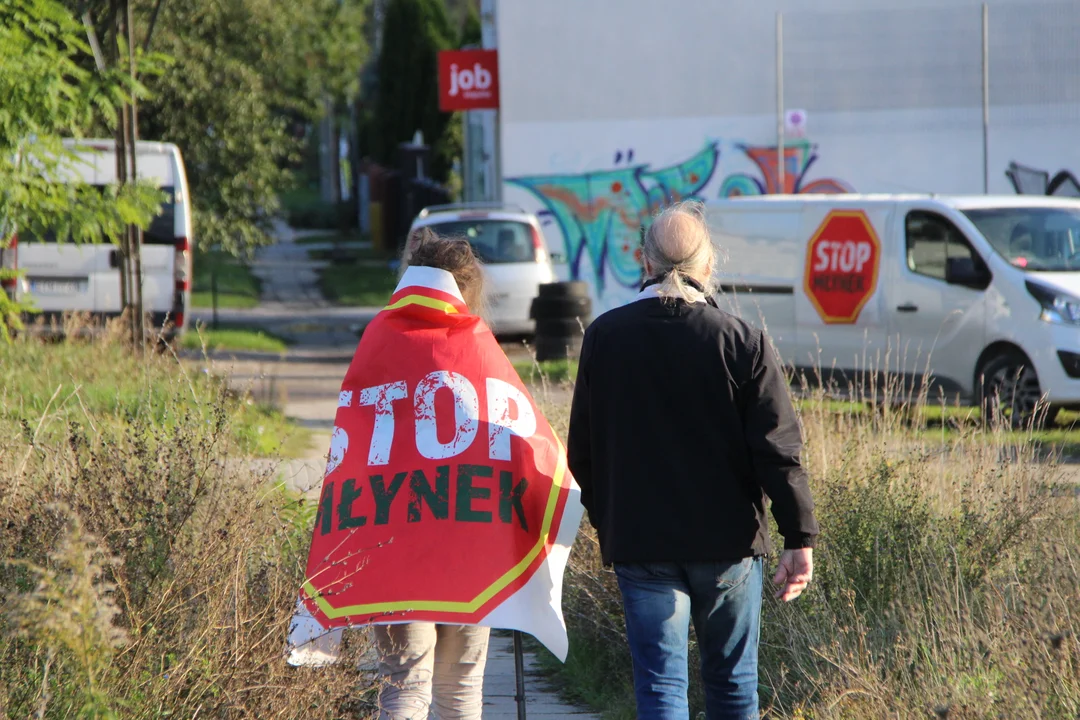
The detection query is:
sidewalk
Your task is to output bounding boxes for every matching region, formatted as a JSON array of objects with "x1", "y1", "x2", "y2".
[{"x1": 483, "y1": 634, "x2": 600, "y2": 718}]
